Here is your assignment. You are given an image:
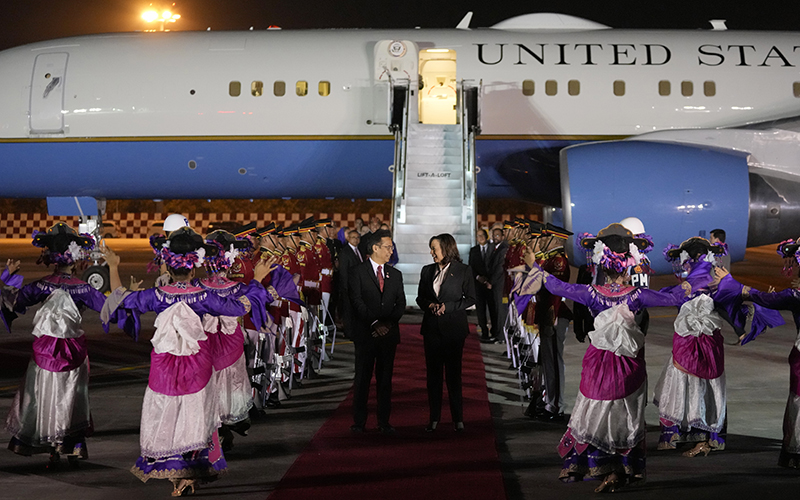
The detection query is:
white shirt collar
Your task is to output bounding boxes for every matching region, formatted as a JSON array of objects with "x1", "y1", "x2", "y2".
[{"x1": 369, "y1": 257, "x2": 384, "y2": 275}]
